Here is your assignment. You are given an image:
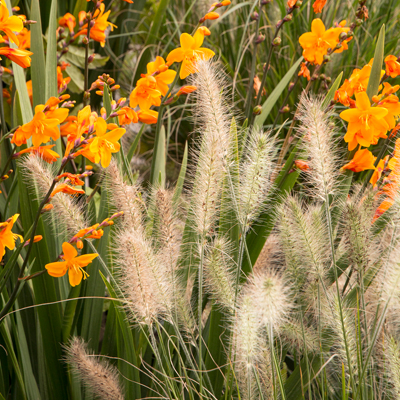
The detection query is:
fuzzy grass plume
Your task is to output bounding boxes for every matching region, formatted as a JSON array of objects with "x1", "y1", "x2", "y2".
[
  {"x1": 64, "y1": 337, "x2": 124, "y2": 400},
  {"x1": 21, "y1": 155, "x2": 87, "y2": 236}
]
